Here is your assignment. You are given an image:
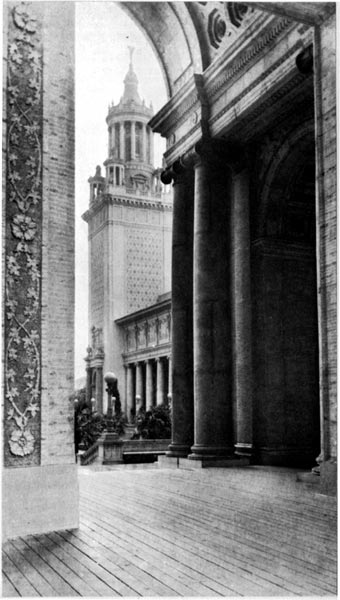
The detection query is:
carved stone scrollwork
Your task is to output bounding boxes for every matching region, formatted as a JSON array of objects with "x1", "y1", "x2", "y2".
[
  {"x1": 227, "y1": 3, "x2": 249, "y2": 28},
  {"x1": 208, "y1": 9, "x2": 227, "y2": 49},
  {"x1": 207, "y1": 2, "x2": 251, "y2": 50},
  {"x1": 5, "y1": 3, "x2": 43, "y2": 465}
]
